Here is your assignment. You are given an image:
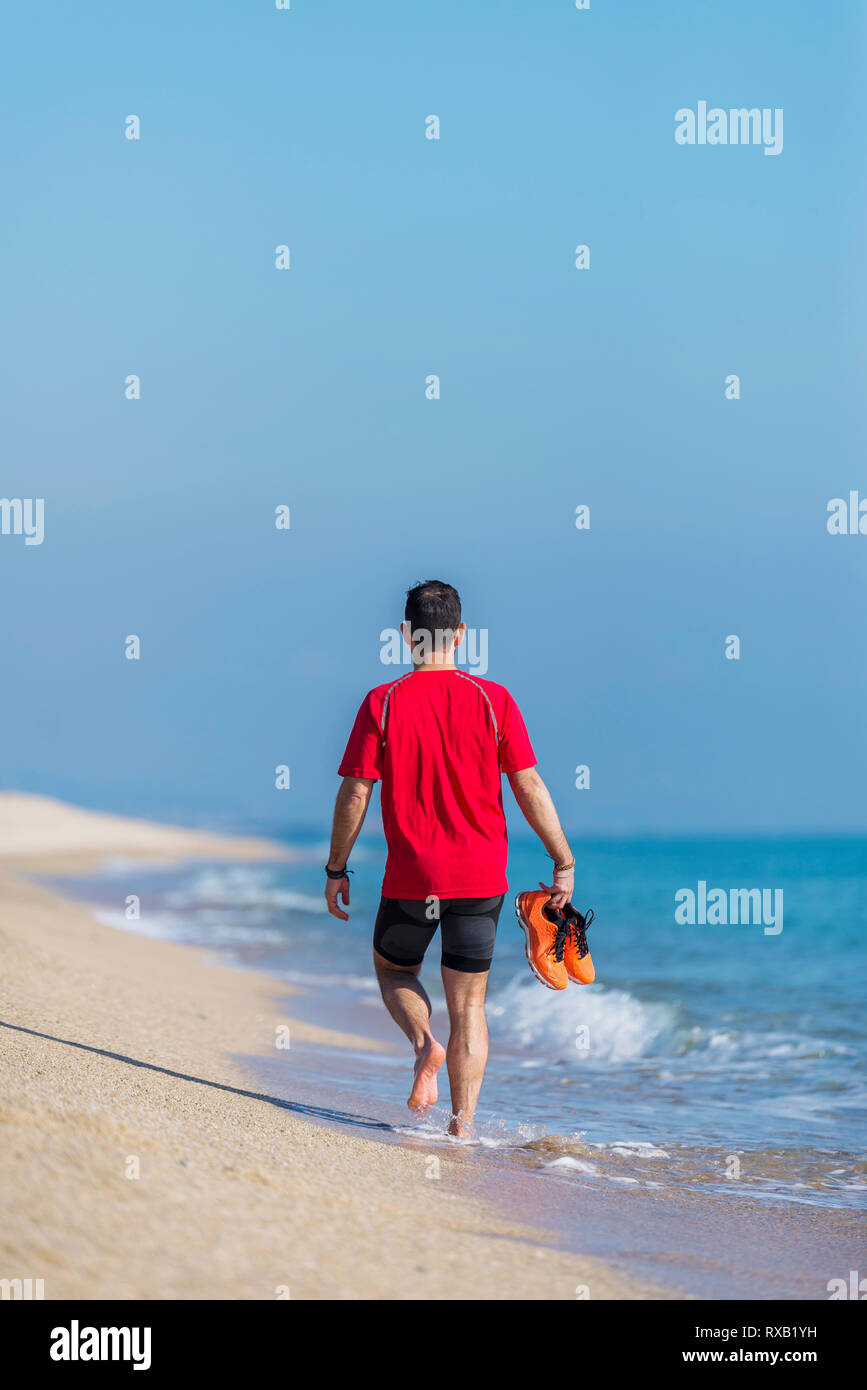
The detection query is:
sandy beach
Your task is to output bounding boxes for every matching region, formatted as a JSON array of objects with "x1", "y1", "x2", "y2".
[{"x1": 0, "y1": 794, "x2": 662, "y2": 1300}]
